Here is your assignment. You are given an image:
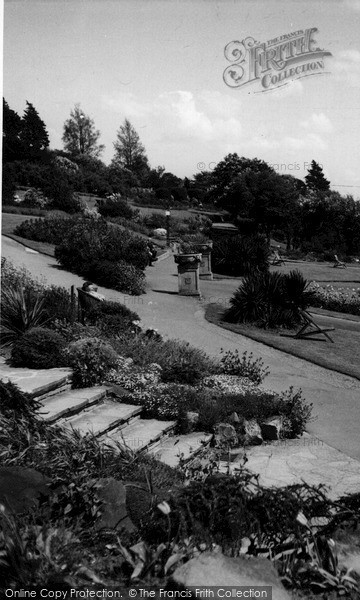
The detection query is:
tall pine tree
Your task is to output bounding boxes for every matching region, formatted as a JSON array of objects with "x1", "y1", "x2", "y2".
[
  {"x1": 305, "y1": 160, "x2": 330, "y2": 192},
  {"x1": 112, "y1": 118, "x2": 149, "y2": 183},
  {"x1": 3, "y1": 99, "x2": 23, "y2": 162},
  {"x1": 20, "y1": 101, "x2": 50, "y2": 159}
]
